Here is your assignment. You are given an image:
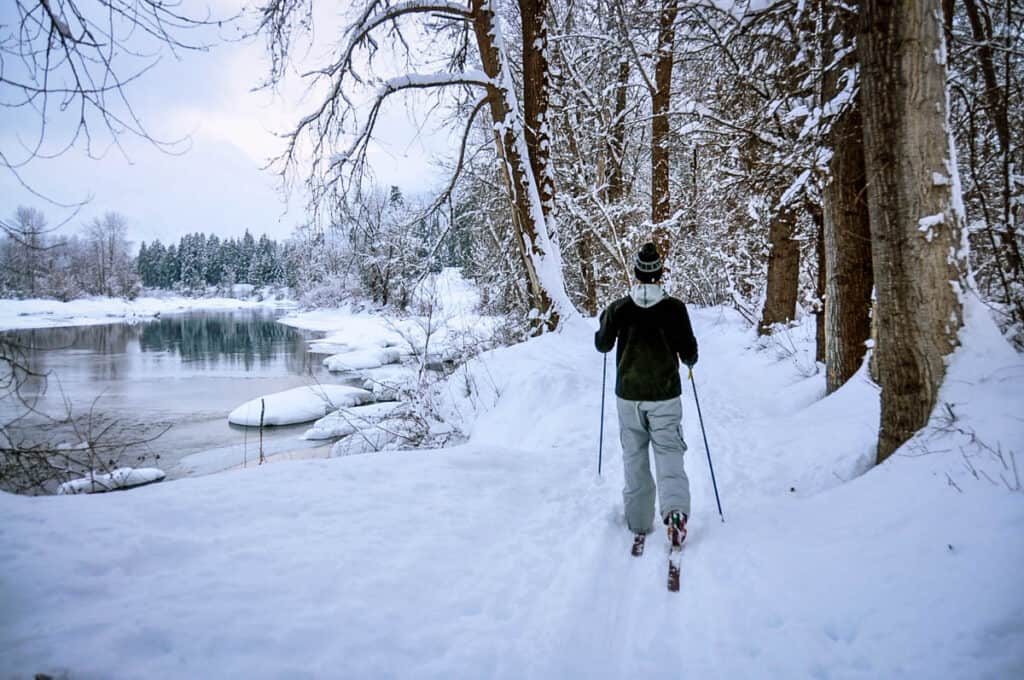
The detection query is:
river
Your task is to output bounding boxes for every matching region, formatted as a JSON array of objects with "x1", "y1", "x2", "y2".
[{"x1": 0, "y1": 308, "x2": 354, "y2": 488}]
